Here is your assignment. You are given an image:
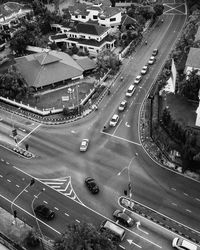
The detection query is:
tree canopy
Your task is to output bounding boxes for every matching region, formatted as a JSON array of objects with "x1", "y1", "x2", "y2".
[{"x1": 54, "y1": 222, "x2": 117, "y2": 250}]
